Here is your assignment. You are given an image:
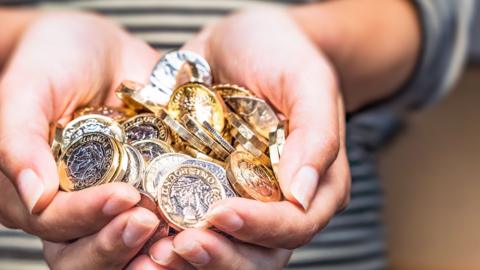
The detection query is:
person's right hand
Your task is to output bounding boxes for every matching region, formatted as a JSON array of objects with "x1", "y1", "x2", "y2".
[{"x1": 0, "y1": 11, "x2": 162, "y2": 269}]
